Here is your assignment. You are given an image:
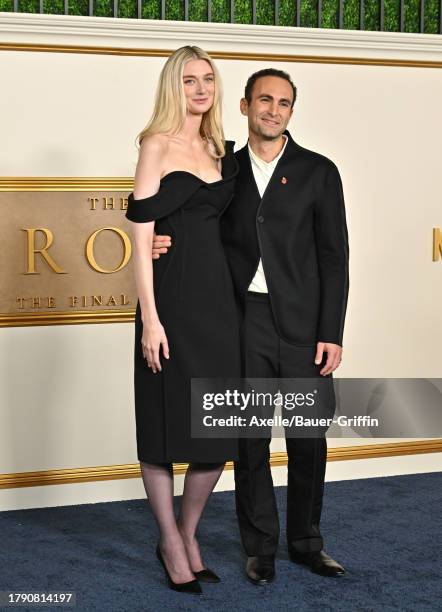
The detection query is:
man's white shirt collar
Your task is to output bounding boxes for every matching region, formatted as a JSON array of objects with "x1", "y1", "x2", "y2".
[{"x1": 248, "y1": 134, "x2": 288, "y2": 169}]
